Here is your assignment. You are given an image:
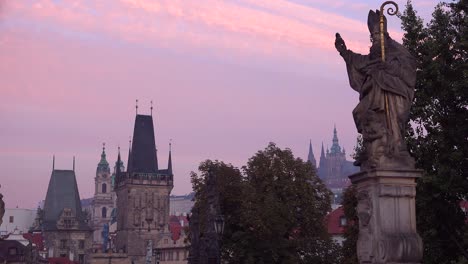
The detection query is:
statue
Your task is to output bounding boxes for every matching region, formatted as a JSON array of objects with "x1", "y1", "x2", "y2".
[
  {"x1": 102, "y1": 223, "x2": 109, "y2": 252},
  {"x1": 0, "y1": 189, "x2": 5, "y2": 227},
  {"x1": 335, "y1": 5, "x2": 416, "y2": 170}
]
